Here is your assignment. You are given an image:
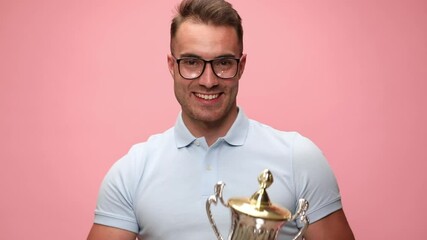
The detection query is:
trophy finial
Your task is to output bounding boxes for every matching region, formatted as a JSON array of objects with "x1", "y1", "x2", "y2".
[
  {"x1": 258, "y1": 169, "x2": 273, "y2": 188},
  {"x1": 250, "y1": 169, "x2": 273, "y2": 210}
]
